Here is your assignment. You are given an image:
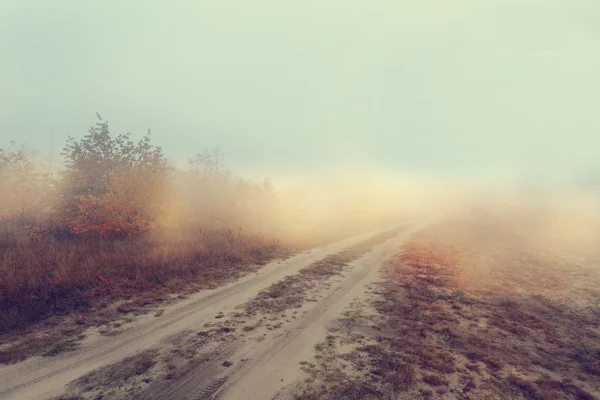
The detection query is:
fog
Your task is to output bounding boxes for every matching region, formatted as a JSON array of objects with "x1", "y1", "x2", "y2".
[
  {"x1": 1, "y1": 1, "x2": 600, "y2": 246},
  {"x1": 3, "y1": 0, "x2": 600, "y2": 344},
  {"x1": 1, "y1": 0, "x2": 599, "y2": 179}
]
